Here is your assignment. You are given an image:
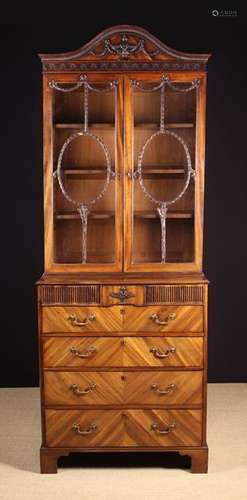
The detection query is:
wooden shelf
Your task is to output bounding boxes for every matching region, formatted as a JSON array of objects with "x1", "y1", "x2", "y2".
[
  {"x1": 59, "y1": 166, "x2": 184, "y2": 178},
  {"x1": 135, "y1": 251, "x2": 187, "y2": 263},
  {"x1": 55, "y1": 122, "x2": 194, "y2": 130},
  {"x1": 55, "y1": 123, "x2": 115, "y2": 129},
  {"x1": 55, "y1": 210, "x2": 193, "y2": 221},
  {"x1": 134, "y1": 210, "x2": 193, "y2": 220},
  {"x1": 62, "y1": 167, "x2": 108, "y2": 174},
  {"x1": 55, "y1": 211, "x2": 115, "y2": 220},
  {"x1": 134, "y1": 122, "x2": 194, "y2": 129},
  {"x1": 141, "y1": 166, "x2": 185, "y2": 176},
  {"x1": 60, "y1": 167, "x2": 111, "y2": 179}
]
